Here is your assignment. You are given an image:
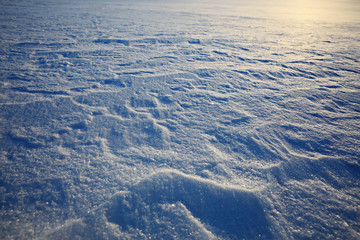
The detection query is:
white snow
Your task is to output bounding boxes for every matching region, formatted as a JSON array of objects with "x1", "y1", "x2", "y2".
[{"x1": 0, "y1": 0, "x2": 359, "y2": 239}]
